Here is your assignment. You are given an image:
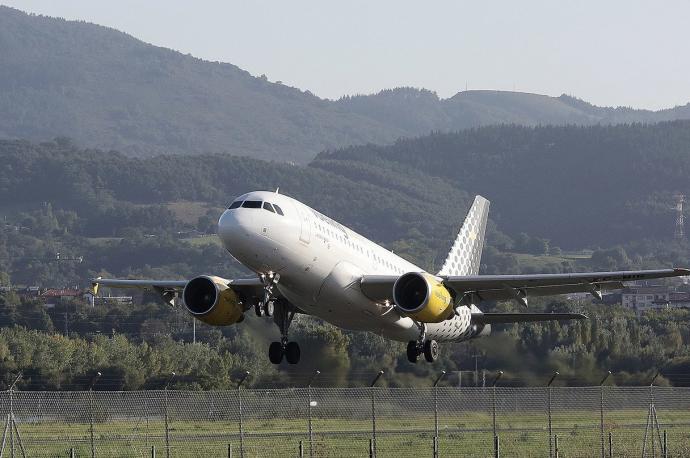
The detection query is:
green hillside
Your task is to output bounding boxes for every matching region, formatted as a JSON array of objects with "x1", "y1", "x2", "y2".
[
  {"x1": 2, "y1": 6, "x2": 690, "y2": 163},
  {"x1": 2, "y1": 132, "x2": 690, "y2": 388},
  {"x1": 313, "y1": 121, "x2": 690, "y2": 249}
]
